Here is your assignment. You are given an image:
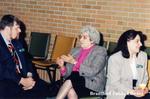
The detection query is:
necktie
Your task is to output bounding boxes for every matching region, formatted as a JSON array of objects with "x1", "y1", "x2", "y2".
[{"x1": 8, "y1": 43, "x2": 21, "y2": 74}]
